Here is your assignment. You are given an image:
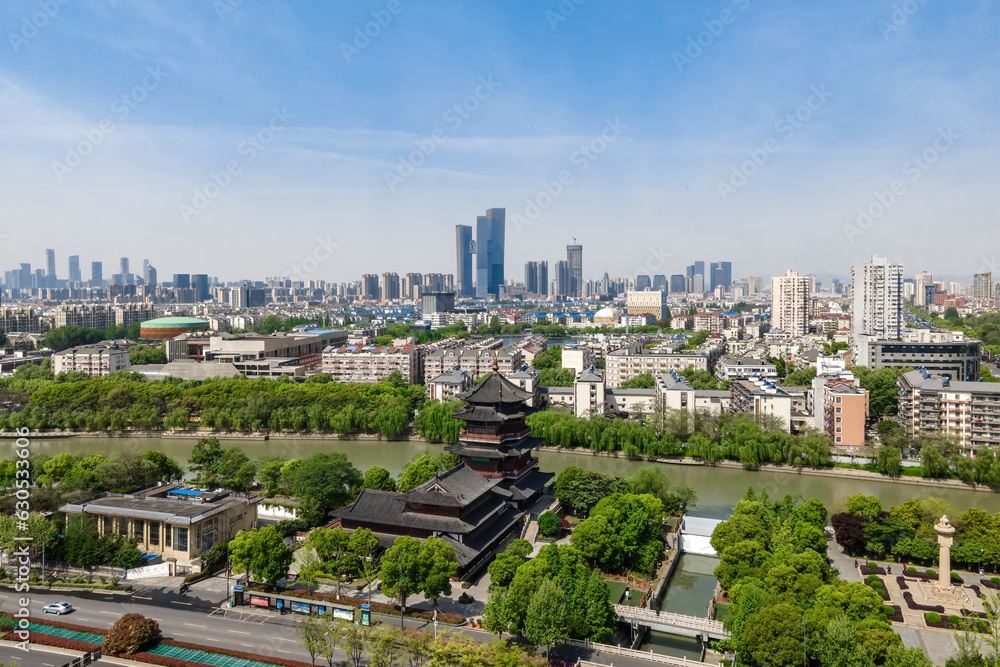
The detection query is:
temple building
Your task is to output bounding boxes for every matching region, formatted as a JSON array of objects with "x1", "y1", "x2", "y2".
[{"x1": 333, "y1": 357, "x2": 553, "y2": 578}]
